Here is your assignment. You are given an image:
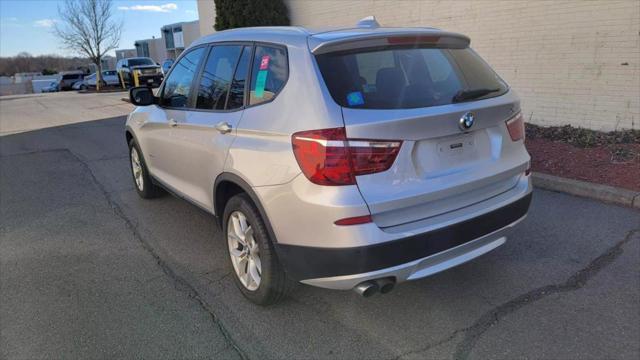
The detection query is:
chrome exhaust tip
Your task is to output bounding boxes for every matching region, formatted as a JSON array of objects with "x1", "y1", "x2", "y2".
[
  {"x1": 353, "y1": 281, "x2": 379, "y2": 297},
  {"x1": 375, "y1": 278, "x2": 396, "y2": 294}
]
